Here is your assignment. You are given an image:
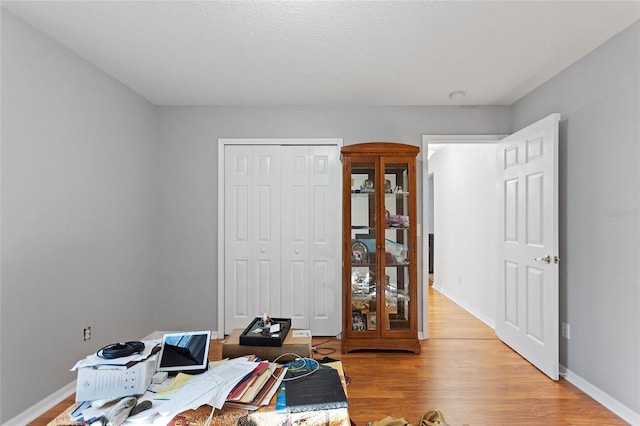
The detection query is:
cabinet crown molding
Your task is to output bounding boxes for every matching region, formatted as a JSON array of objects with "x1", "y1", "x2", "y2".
[{"x1": 341, "y1": 142, "x2": 419, "y2": 157}]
